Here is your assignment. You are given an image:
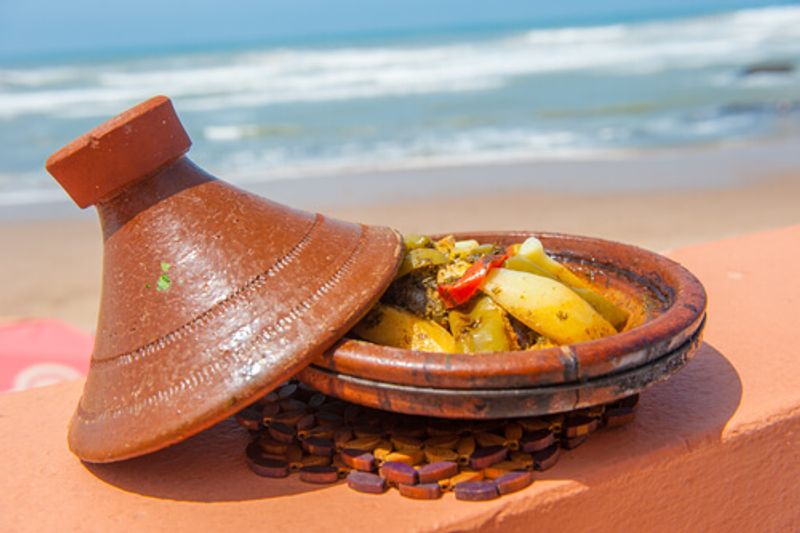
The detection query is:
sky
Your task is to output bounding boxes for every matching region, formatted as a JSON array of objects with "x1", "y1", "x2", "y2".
[{"x1": 0, "y1": 0, "x2": 794, "y2": 58}]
